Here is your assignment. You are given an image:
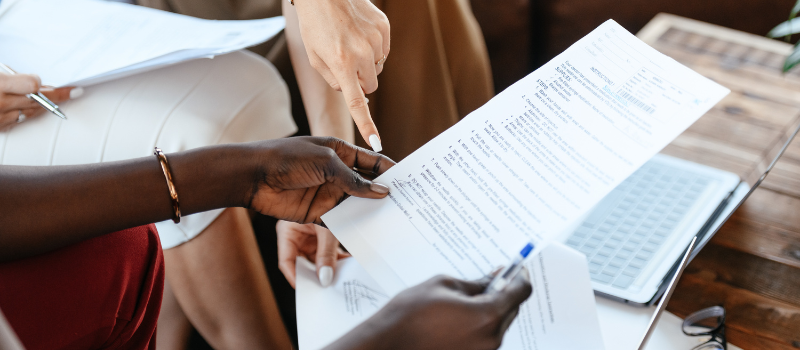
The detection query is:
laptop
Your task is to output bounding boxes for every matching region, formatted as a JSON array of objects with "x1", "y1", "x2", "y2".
[
  {"x1": 565, "y1": 118, "x2": 800, "y2": 305},
  {"x1": 638, "y1": 236, "x2": 696, "y2": 349}
]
